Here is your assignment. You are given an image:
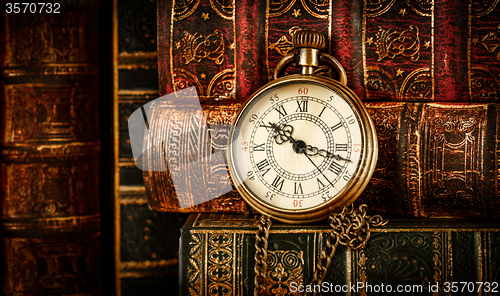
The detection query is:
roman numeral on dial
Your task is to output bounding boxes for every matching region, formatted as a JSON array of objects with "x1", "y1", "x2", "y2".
[
  {"x1": 259, "y1": 123, "x2": 271, "y2": 132},
  {"x1": 253, "y1": 143, "x2": 265, "y2": 151},
  {"x1": 335, "y1": 143, "x2": 348, "y2": 151},
  {"x1": 275, "y1": 105, "x2": 288, "y2": 118},
  {"x1": 328, "y1": 161, "x2": 342, "y2": 175},
  {"x1": 256, "y1": 159, "x2": 271, "y2": 176},
  {"x1": 295, "y1": 100, "x2": 308, "y2": 112},
  {"x1": 318, "y1": 106, "x2": 326, "y2": 117},
  {"x1": 271, "y1": 175, "x2": 285, "y2": 191},
  {"x1": 317, "y1": 178, "x2": 326, "y2": 189},
  {"x1": 294, "y1": 182, "x2": 303, "y2": 194},
  {"x1": 331, "y1": 122, "x2": 343, "y2": 131}
]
